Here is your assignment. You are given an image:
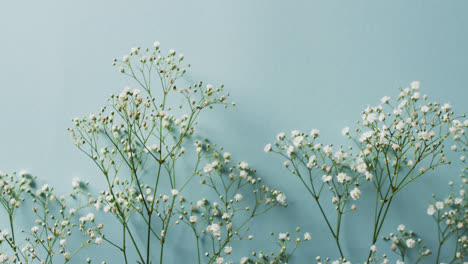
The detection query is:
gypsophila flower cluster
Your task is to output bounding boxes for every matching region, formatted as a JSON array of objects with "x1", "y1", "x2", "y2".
[
  {"x1": 0, "y1": 172, "x2": 103, "y2": 263},
  {"x1": 248, "y1": 227, "x2": 311, "y2": 264},
  {"x1": 426, "y1": 175, "x2": 467, "y2": 262},
  {"x1": 265, "y1": 82, "x2": 465, "y2": 263},
  {"x1": 347, "y1": 83, "x2": 456, "y2": 261},
  {"x1": 266, "y1": 129, "x2": 365, "y2": 257},
  {"x1": 2, "y1": 40, "x2": 467, "y2": 264},
  {"x1": 67, "y1": 42, "x2": 234, "y2": 264},
  {"x1": 381, "y1": 225, "x2": 431, "y2": 263},
  {"x1": 174, "y1": 141, "x2": 286, "y2": 264}
]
